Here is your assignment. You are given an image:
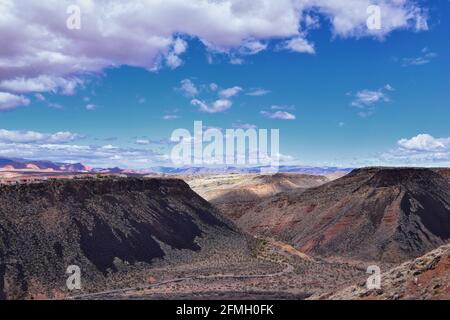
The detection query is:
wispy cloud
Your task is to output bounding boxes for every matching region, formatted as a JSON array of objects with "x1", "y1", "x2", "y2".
[
  {"x1": 246, "y1": 88, "x2": 271, "y2": 97},
  {"x1": 219, "y1": 86, "x2": 243, "y2": 99},
  {"x1": 163, "y1": 115, "x2": 179, "y2": 120},
  {"x1": 135, "y1": 139, "x2": 150, "y2": 145},
  {"x1": 260, "y1": 110, "x2": 296, "y2": 120},
  {"x1": 232, "y1": 122, "x2": 258, "y2": 130},
  {"x1": 402, "y1": 47, "x2": 437, "y2": 66},
  {"x1": 0, "y1": 129, "x2": 82, "y2": 144},
  {"x1": 0, "y1": 92, "x2": 30, "y2": 111},
  {"x1": 85, "y1": 104, "x2": 97, "y2": 111},
  {"x1": 349, "y1": 84, "x2": 394, "y2": 117},
  {"x1": 271, "y1": 105, "x2": 295, "y2": 111}
]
